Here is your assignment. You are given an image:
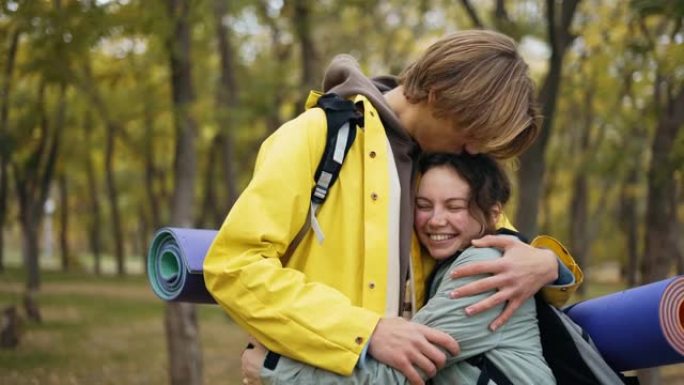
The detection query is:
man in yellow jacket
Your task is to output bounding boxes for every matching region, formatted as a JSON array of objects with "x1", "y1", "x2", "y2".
[{"x1": 204, "y1": 30, "x2": 581, "y2": 385}]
